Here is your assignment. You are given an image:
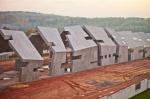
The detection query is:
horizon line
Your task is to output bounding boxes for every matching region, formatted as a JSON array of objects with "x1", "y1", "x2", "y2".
[{"x1": 0, "y1": 11, "x2": 150, "y2": 19}]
